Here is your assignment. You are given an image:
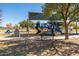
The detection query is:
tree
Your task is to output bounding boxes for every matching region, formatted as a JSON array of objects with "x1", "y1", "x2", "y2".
[
  {"x1": 42, "y1": 3, "x2": 79, "y2": 39},
  {"x1": 6, "y1": 23, "x2": 12, "y2": 29},
  {"x1": 19, "y1": 20, "x2": 27, "y2": 28},
  {"x1": 19, "y1": 20, "x2": 35, "y2": 31},
  {"x1": 14, "y1": 24, "x2": 20, "y2": 29}
]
